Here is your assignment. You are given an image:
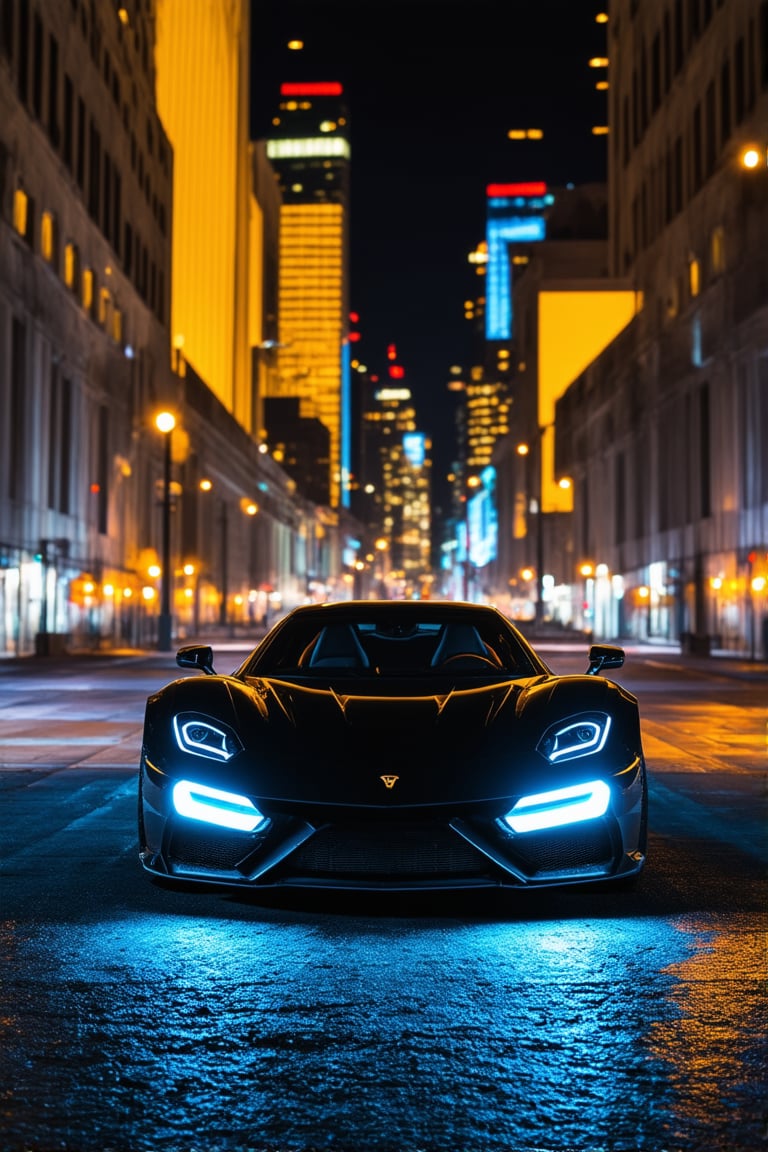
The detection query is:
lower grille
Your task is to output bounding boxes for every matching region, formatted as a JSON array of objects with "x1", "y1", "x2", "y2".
[
  {"x1": 168, "y1": 826, "x2": 256, "y2": 871},
  {"x1": 287, "y1": 820, "x2": 488, "y2": 878},
  {"x1": 512, "y1": 821, "x2": 614, "y2": 875}
]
